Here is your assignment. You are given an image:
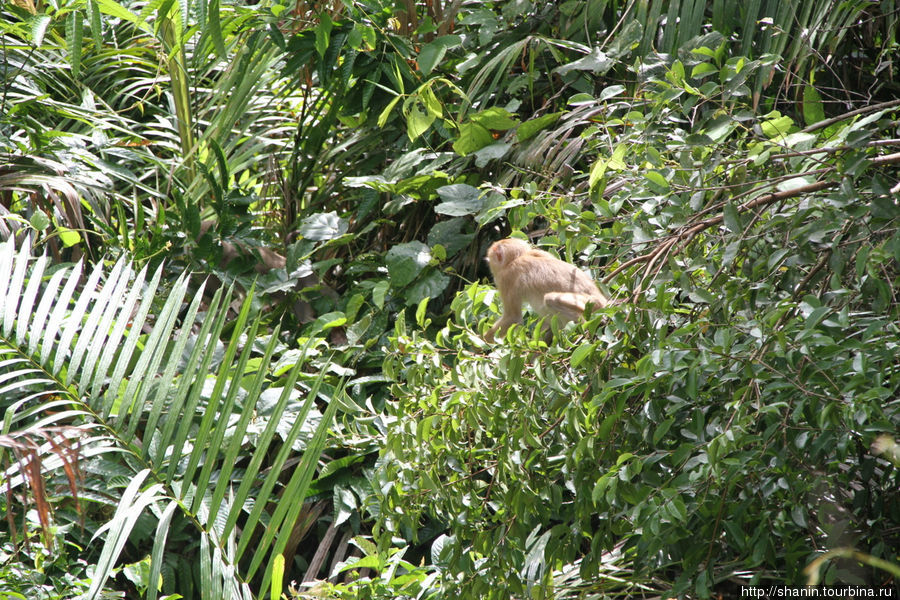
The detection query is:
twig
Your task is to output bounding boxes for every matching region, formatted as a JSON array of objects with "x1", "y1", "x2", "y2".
[
  {"x1": 800, "y1": 99, "x2": 900, "y2": 134},
  {"x1": 603, "y1": 152, "x2": 900, "y2": 284},
  {"x1": 719, "y1": 139, "x2": 900, "y2": 167}
]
